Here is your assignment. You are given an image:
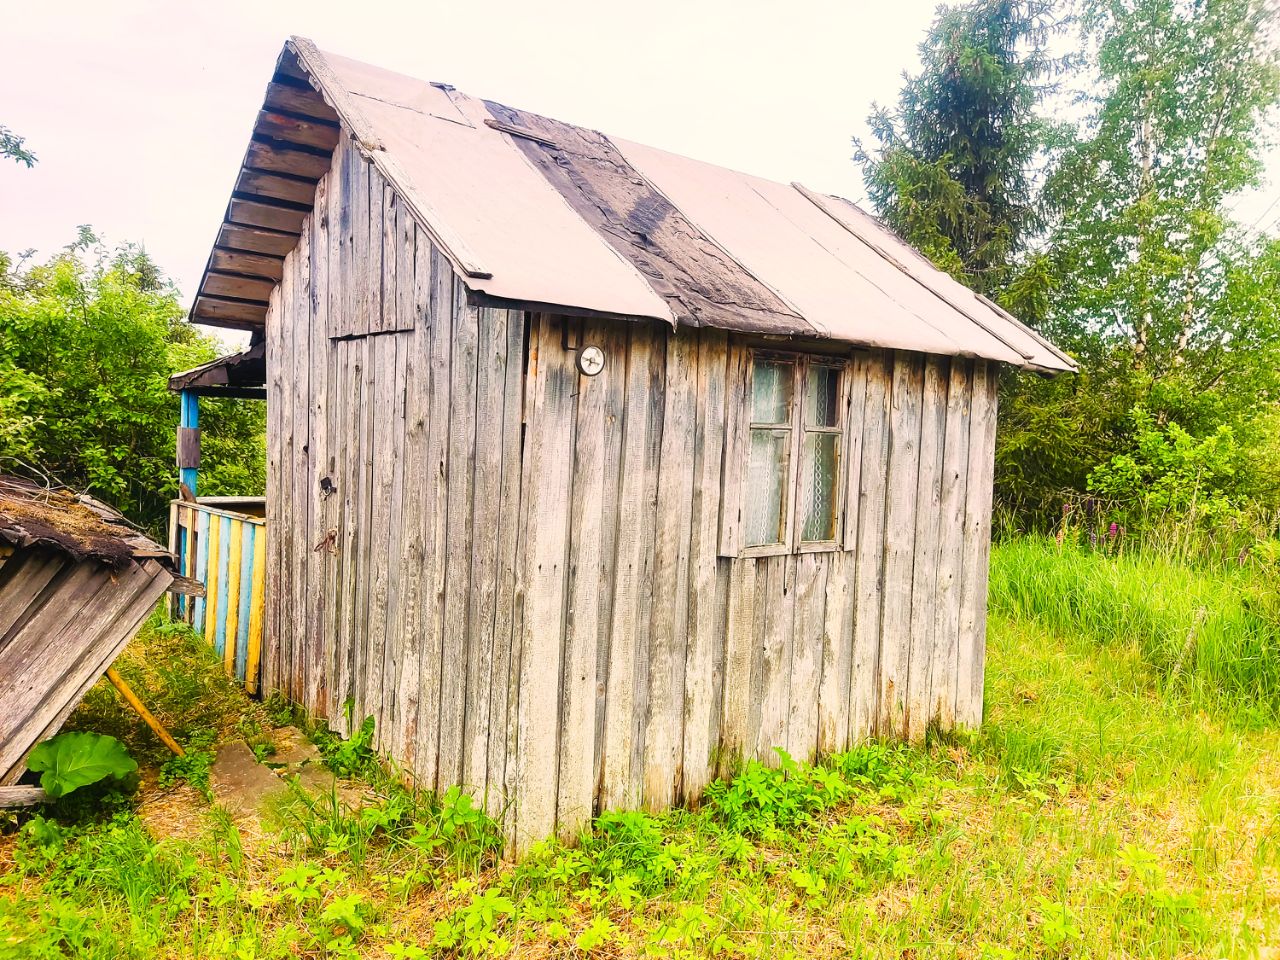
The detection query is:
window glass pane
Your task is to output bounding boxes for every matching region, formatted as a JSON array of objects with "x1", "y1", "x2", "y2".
[
  {"x1": 745, "y1": 428, "x2": 788, "y2": 546},
  {"x1": 806, "y1": 365, "x2": 840, "y2": 428},
  {"x1": 751, "y1": 359, "x2": 793, "y2": 424},
  {"x1": 800, "y1": 433, "x2": 838, "y2": 541}
]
